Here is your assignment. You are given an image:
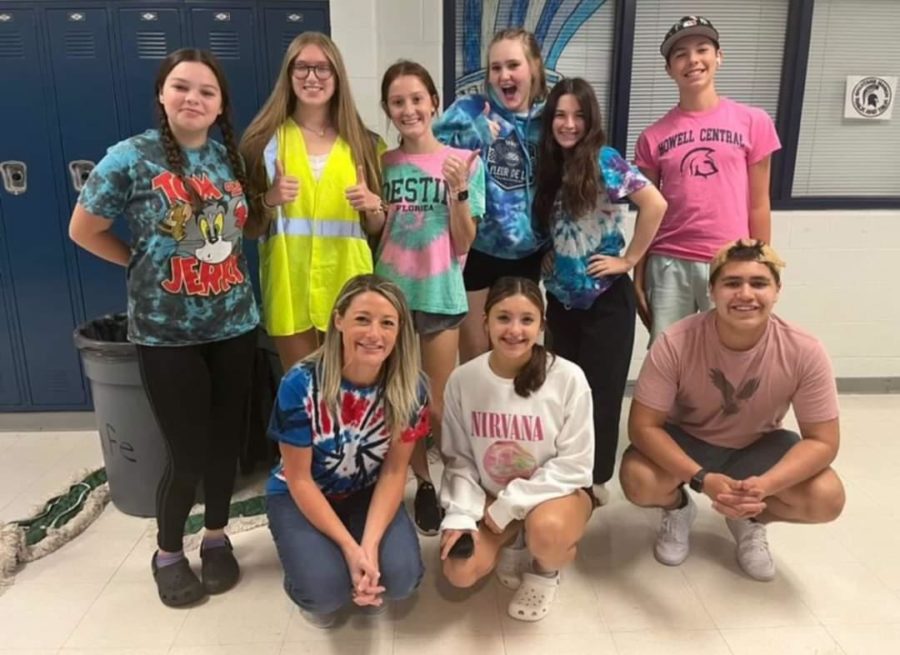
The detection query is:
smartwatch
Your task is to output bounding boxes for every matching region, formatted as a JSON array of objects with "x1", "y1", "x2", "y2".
[
  {"x1": 455, "y1": 189, "x2": 469, "y2": 202},
  {"x1": 689, "y1": 468, "x2": 708, "y2": 493}
]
